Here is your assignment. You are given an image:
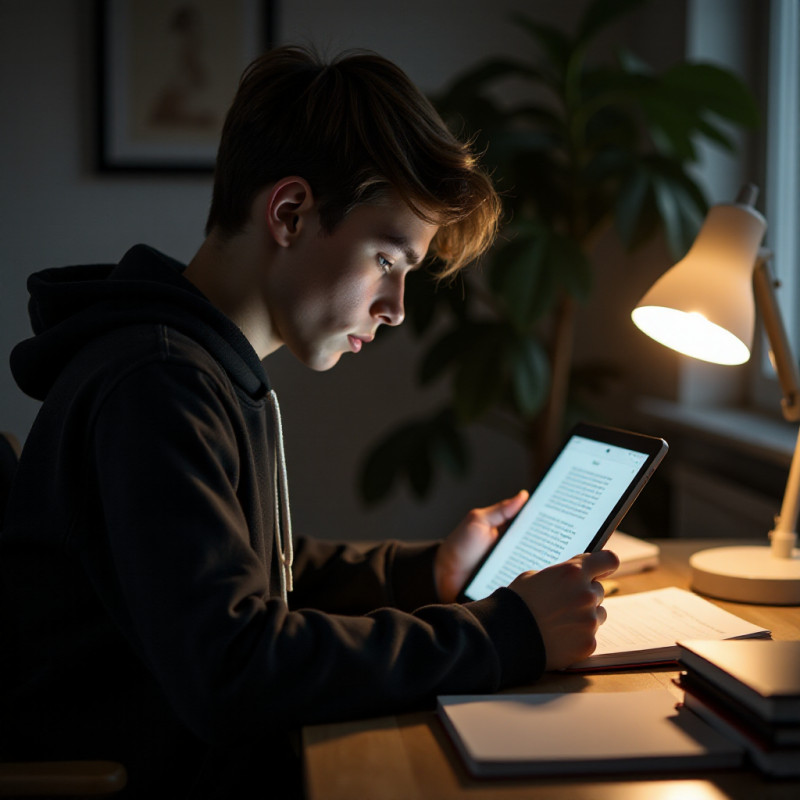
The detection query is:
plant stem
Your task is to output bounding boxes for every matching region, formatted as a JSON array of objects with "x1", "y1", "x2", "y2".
[{"x1": 533, "y1": 292, "x2": 575, "y2": 476}]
